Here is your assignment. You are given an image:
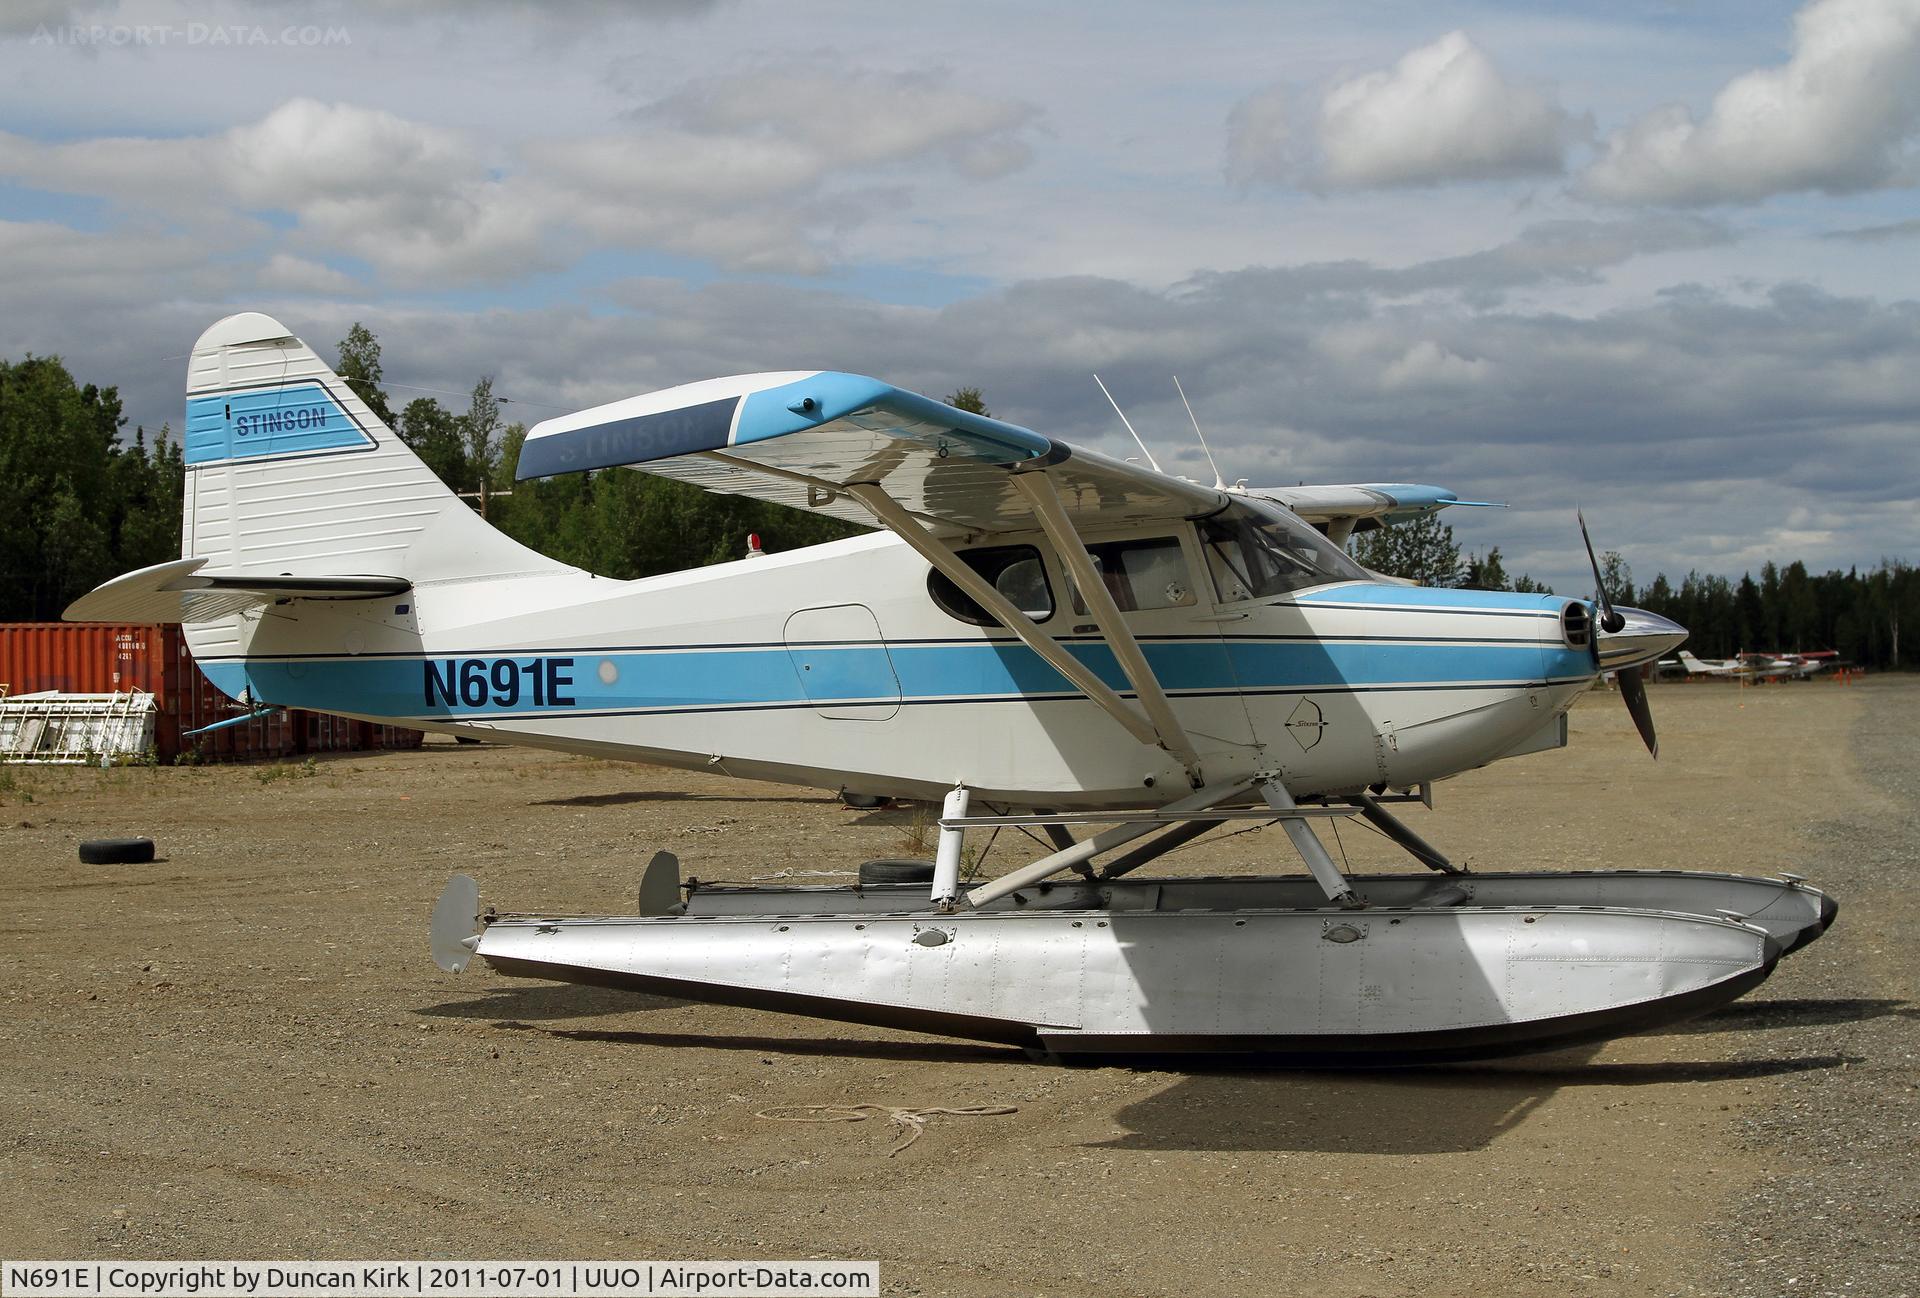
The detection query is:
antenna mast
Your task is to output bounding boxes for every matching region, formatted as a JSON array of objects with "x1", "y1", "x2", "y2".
[
  {"x1": 1173, "y1": 375, "x2": 1226, "y2": 490},
  {"x1": 1093, "y1": 374, "x2": 1163, "y2": 474}
]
